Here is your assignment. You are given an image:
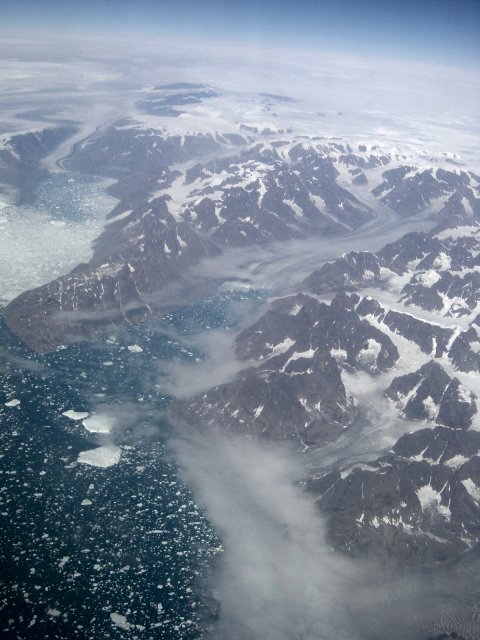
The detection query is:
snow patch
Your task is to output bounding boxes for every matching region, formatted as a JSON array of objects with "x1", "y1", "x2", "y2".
[
  {"x1": 422, "y1": 396, "x2": 438, "y2": 420},
  {"x1": 330, "y1": 348, "x2": 348, "y2": 361},
  {"x1": 416, "y1": 270, "x2": 441, "y2": 288},
  {"x1": 357, "y1": 339, "x2": 381, "y2": 367},
  {"x1": 289, "y1": 303, "x2": 302, "y2": 316},
  {"x1": 432, "y1": 252, "x2": 451, "y2": 271},
  {"x1": 445, "y1": 455, "x2": 470, "y2": 469},
  {"x1": 266, "y1": 337, "x2": 295, "y2": 356},
  {"x1": 462, "y1": 478, "x2": 480, "y2": 503},
  {"x1": 416, "y1": 484, "x2": 450, "y2": 519},
  {"x1": 435, "y1": 225, "x2": 480, "y2": 241},
  {"x1": 253, "y1": 405, "x2": 264, "y2": 418}
]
